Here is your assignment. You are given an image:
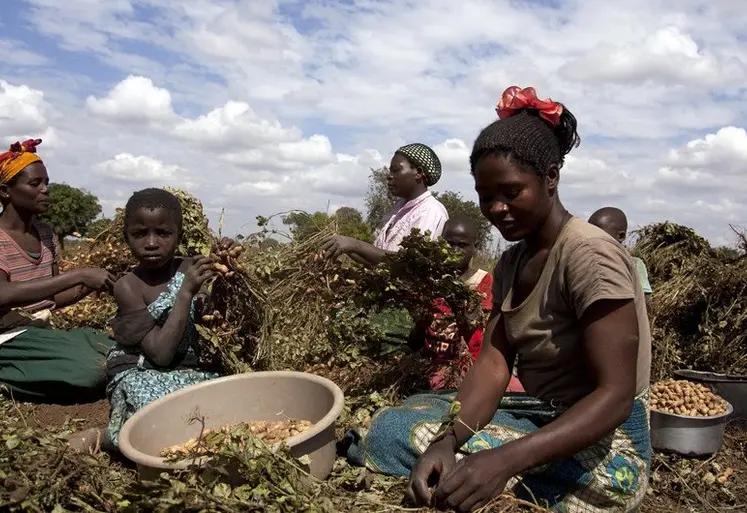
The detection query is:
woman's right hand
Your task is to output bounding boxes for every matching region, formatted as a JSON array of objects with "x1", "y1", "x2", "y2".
[
  {"x1": 75, "y1": 268, "x2": 118, "y2": 292},
  {"x1": 182, "y1": 256, "x2": 215, "y2": 296},
  {"x1": 405, "y1": 437, "x2": 458, "y2": 507},
  {"x1": 321, "y1": 235, "x2": 360, "y2": 260}
]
